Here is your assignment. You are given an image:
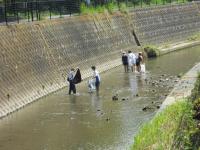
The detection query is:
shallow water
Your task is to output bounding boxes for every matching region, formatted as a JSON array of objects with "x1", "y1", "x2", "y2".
[{"x1": 0, "y1": 46, "x2": 200, "y2": 150}]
